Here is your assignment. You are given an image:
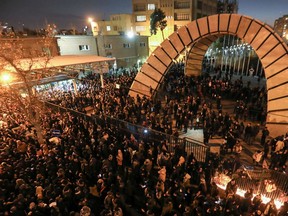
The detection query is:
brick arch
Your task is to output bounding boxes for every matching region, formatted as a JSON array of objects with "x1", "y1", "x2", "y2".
[{"x1": 129, "y1": 14, "x2": 288, "y2": 137}]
